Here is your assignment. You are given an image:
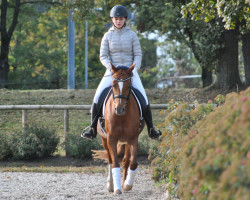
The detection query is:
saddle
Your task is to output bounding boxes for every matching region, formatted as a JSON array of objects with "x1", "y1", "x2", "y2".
[{"x1": 98, "y1": 87, "x2": 145, "y2": 137}]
